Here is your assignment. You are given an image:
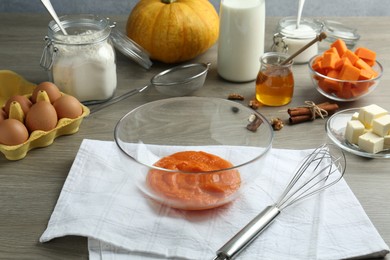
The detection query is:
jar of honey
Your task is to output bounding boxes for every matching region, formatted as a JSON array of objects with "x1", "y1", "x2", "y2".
[{"x1": 255, "y1": 52, "x2": 294, "y2": 106}]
